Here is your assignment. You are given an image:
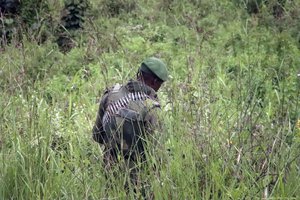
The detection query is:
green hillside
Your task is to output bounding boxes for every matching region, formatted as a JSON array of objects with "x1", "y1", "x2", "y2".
[{"x1": 1, "y1": 0, "x2": 300, "y2": 199}]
